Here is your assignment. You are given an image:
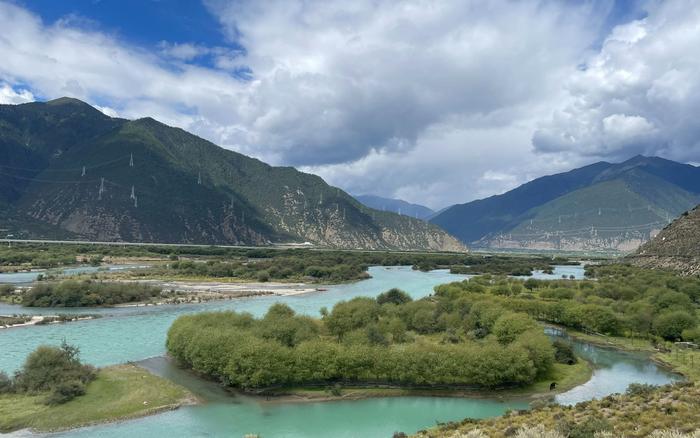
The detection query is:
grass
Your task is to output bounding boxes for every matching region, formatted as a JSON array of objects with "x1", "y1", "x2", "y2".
[
  {"x1": 655, "y1": 349, "x2": 700, "y2": 382},
  {"x1": 555, "y1": 325, "x2": 700, "y2": 383},
  {"x1": 513, "y1": 361, "x2": 592, "y2": 396},
  {"x1": 0, "y1": 364, "x2": 194, "y2": 433}
]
